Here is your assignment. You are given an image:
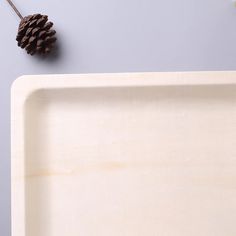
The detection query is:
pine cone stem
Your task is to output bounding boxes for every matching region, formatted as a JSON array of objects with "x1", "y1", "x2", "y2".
[{"x1": 6, "y1": 0, "x2": 23, "y2": 20}]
